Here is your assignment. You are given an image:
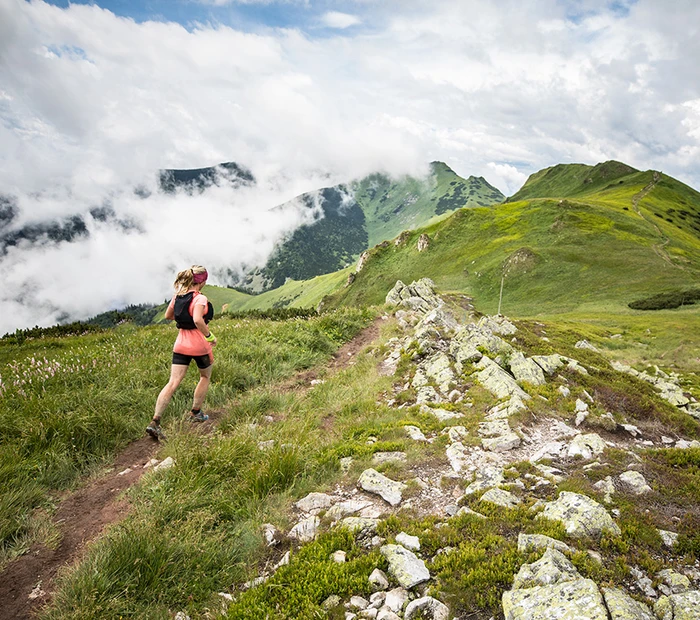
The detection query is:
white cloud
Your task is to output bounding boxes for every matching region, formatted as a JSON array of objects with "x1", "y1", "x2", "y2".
[
  {"x1": 1, "y1": 0, "x2": 700, "y2": 331},
  {"x1": 320, "y1": 11, "x2": 361, "y2": 29}
]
